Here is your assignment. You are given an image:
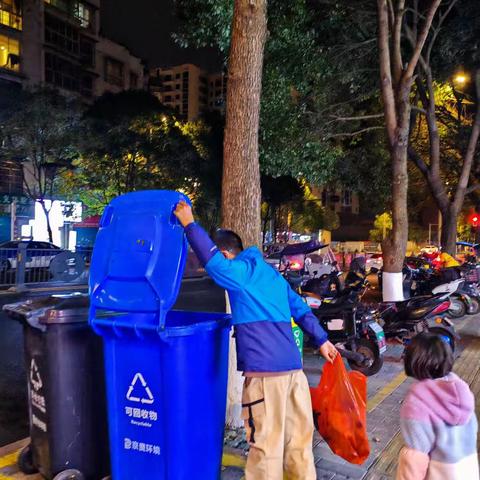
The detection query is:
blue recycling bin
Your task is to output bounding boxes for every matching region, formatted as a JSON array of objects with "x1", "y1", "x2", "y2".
[{"x1": 89, "y1": 190, "x2": 231, "y2": 480}]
